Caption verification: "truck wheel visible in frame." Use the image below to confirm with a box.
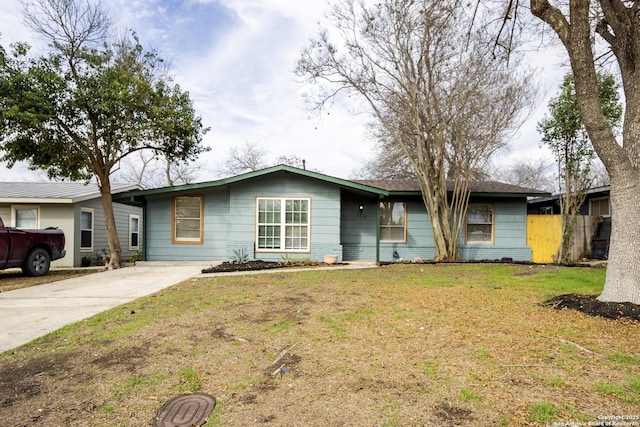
[22,248,51,277]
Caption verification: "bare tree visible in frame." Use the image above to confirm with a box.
[352,124,417,180]
[297,0,536,261]
[115,152,201,189]
[217,142,268,177]
[490,157,556,193]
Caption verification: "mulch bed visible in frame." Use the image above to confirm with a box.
[202,260,341,273]
[543,293,640,322]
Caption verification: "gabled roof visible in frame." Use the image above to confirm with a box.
[114,164,549,201]
[0,182,141,204]
[115,164,390,199]
[355,179,548,197]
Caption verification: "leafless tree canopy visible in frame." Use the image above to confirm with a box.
[22,0,111,52]
[297,0,537,260]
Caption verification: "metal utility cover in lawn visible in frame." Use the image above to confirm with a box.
[154,392,216,427]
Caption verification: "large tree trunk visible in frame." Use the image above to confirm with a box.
[97,177,122,270]
[531,0,640,304]
[598,177,640,303]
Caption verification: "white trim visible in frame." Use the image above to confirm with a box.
[255,197,311,252]
[10,205,40,229]
[80,208,94,252]
[129,214,141,251]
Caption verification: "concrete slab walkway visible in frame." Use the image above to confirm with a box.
[0,262,211,353]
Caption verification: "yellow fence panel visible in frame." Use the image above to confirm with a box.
[527,215,562,263]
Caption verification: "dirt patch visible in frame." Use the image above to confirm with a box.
[434,402,474,425]
[543,293,640,322]
[0,264,637,426]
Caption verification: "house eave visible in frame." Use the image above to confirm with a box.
[114,165,390,200]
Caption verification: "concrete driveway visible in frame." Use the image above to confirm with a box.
[0,261,211,353]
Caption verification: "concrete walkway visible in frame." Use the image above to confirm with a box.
[0,262,211,353]
[0,260,378,353]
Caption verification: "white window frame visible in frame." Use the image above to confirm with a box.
[465,203,494,244]
[589,197,610,217]
[11,206,40,229]
[379,201,407,243]
[80,208,94,252]
[255,197,311,252]
[129,214,140,250]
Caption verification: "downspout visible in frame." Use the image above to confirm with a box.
[376,197,381,264]
[142,197,148,261]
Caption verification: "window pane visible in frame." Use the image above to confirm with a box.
[257,198,309,251]
[176,219,201,239]
[175,197,202,241]
[466,204,493,243]
[81,230,92,248]
[16,209,37,228]
[467,224,492,242]
[131,233,138,248]
[380,202,406,242]
[131,217,139,233]
[81,211,92,230]
[467,205,492,224]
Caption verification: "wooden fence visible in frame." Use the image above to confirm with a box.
[526,215,602,263]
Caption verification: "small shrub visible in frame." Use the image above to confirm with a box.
[230,247,249,264]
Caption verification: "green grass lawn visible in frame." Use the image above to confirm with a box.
[1,263,638,427]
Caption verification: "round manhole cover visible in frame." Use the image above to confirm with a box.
[154,392,216,427]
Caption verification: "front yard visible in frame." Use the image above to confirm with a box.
[1,263,638,426]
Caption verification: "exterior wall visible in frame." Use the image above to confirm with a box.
[0,203,75,267]
[40,205,75,267]
[340,193,378,261]
[342,196,532,262]
[144,186,230,261]
[144,173,343,263]
[74,200,143,267]
[461,198,532,262]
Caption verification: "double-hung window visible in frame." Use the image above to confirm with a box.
[256,197,310,252]
[129,214,140,250]
[466,203,494,244]
[172,195,203,244]
[80,208,94,251]
[379,201,407,242]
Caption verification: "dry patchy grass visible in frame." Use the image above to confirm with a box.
[1,263,638,426]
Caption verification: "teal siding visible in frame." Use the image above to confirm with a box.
[144,174,343,262]
[461,199,531,261]
[141,170,532,263]
[340,193,378,261]
[341,196,532,262]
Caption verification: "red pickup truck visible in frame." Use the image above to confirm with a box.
[0,217,66,276]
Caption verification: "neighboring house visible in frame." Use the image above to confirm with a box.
[527,186,611,260]
[0,182,143,267]
[114,165,547,263]
[527,185,611,216]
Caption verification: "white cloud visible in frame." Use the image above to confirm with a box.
[0,0,566,182]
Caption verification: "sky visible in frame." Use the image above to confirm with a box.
[0,0,568,183]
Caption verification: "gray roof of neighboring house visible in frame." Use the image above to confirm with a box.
[0,182,140,204]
